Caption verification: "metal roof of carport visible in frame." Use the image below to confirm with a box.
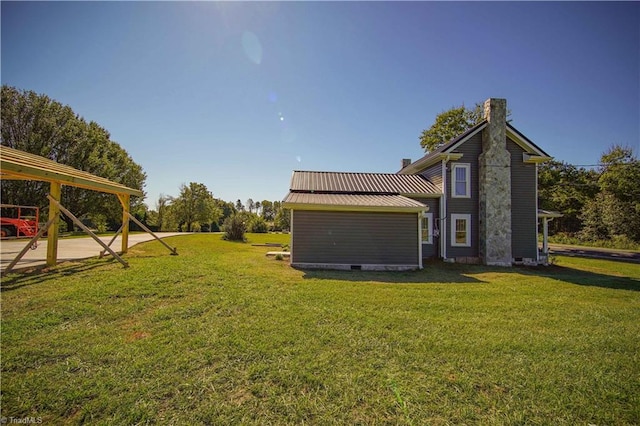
[0,145,143,197]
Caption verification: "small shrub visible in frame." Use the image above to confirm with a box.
[248,216,268,233]
[222,214,246,241]
[274,253,284,261]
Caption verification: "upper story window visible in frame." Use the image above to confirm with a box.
[451,164,470,198]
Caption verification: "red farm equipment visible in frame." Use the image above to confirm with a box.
[1,204,40,240]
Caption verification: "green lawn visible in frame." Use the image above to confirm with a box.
[2,234,639,425]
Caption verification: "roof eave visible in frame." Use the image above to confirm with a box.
[523,153,553,164]
[399,153,464,174]
[282,202,426,213]
[506,124,551,158]
[538,209,563,218]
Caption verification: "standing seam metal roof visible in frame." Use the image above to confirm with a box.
[290,171,439,194]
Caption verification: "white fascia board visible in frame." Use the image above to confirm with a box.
[400,153,465,175]
[523,153,553,164]
[507,127,549,157]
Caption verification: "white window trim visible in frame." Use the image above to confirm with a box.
[421,212,433,244]
[451,163,471,198]
[451,213,471,247]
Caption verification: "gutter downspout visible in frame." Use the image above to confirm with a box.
[441,157,448,261]
[535,163,536,265]
[418,212,423,269]
[289,210,294,264]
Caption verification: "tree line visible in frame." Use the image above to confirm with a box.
[141,183,290,234]
[538,147,640,244]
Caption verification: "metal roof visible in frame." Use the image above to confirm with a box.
[283,192,427,211]
[290,171,439,195]
[0,145,143,197]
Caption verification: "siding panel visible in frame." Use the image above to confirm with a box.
[446,132,481,258]
[508,139,538,259]
[292,210,418,265]
[420,164,443,192]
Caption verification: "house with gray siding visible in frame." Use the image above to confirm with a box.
[283,98,552,270]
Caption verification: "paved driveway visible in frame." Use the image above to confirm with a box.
[548,243,640,263]
[1,232,186,272]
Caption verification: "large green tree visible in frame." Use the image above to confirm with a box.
[538,160,599,234]
[171,182,220,232]
[419,105,481,153]
[260,200,275,221]
[1,85,146,231]
[580,145,640,242]
[419,102,511,153]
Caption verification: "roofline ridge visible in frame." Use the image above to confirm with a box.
[292,170,430,177]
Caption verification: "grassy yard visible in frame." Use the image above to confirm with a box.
[1,234,639,425]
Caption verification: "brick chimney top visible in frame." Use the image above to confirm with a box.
[401,158,411,169]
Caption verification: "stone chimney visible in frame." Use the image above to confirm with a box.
[401,158,412,169]
[478,98,512,266]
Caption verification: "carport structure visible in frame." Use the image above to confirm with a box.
[0,145,163,270]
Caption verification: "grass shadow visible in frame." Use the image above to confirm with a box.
[298,259,640,290]
[298,261,497,284]
[0,259,116,292]
[530,264,640,291]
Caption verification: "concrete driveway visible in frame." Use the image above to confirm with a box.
[1,232,186,273]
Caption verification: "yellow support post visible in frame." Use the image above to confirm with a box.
[46,182,61,267]
[118,193,130,254]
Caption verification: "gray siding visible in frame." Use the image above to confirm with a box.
[412,197,440,258]
[508,138,538,260]
[446,132,481,258]
[291,210,418,265]
[420,164,443,191]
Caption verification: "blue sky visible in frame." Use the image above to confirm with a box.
[2,1,638,208]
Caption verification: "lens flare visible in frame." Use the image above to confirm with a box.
[241,31,262,64]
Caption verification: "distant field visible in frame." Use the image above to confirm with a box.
[2,234,639,424]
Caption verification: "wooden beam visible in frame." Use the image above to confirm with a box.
[5,216,56,273]
[118,194,130,253]
[99,223,125,258]
[46,182,61,267]
[125,211,178,256]
[48,195,129,268]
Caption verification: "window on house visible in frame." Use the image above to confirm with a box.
[451,164,470,198]
[421,212,433,244]
[451,214,471,247]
